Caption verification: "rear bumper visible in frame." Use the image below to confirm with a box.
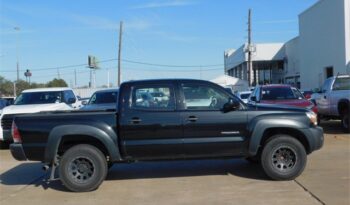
[1,129,13,142]
[301,126,324,153]
[10,144,27,161]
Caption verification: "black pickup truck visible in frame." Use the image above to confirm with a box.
[10,79,324,192]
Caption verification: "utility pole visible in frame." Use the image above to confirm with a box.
[107,69,110,88]
[57,68,60,79]
[247,9,253,87]
[117,21,123,87]
[74,69,77,88]
[14,27,20,81]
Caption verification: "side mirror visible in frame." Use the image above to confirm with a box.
[82,100,88,105]
[67,98,76,104]
[223,98,240,112]
[250,96,257,102]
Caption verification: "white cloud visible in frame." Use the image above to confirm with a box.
[132,0,196,9]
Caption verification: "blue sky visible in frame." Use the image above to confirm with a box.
[0,0,317,87]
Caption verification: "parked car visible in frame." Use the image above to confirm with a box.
[80,89,118,111]
[249,84,318,114]
[0,99,8,110]
[9,79,323,192]
[150,91,169,102]
[0,87,78,147]
[301,91,314,100]
[75,96,90,109]
[235,91,252,104]
[314,75,350,132]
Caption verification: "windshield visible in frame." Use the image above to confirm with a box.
[88,91,118,104]
[261,87,304,100]
[14,91,63,105]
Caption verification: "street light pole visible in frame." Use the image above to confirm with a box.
[14,27,20,81]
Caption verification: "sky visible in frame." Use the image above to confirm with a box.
[0,0,317,87]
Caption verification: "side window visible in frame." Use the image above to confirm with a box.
[181,84,230,110]
[131,85,175,110]
[256,87,261,101]
[249,88,256,101]
[64,90,75,101]
[333,77,350,91]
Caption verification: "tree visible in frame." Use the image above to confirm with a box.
[0,76,15,96]
[15,80,31,94]
[46,78,68,87]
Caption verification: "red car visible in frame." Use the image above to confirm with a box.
[249,84,318,113]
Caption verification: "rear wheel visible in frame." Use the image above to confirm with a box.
[341,111,350,133]
[261,135,307,180]
[0,141,9,149]
[59,144,107,192]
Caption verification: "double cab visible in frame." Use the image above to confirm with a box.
[10,79,324,192]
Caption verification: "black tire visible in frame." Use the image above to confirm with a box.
[261,135,307,180]
[59,144,107,192]
[0,141,9,149]
[341,112,350,133]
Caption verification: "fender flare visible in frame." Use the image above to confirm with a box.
[248,117,309,156]
[44,124,122,163]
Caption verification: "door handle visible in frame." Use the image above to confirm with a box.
[130,117,142,124]
[187,116,198,122]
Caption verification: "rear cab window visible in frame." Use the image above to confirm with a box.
[130,85,175,111]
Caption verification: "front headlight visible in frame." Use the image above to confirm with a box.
[306,111,317,126]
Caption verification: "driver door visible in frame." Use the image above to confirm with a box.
[179,82,248,157]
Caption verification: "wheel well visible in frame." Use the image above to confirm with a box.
[260,128,310,154]
[338,100,349,116]
[58,135,110,160]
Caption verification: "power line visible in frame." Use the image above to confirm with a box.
[1,58,226,73]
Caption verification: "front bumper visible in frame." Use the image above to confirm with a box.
[301,126,324,153]
[10,143,27,161]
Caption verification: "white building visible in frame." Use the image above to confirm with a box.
[224,0,350,90]
[298,0,350,90]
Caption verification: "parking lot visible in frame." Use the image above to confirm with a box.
[0,121,349,205]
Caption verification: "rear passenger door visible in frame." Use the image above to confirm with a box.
[119,83,183,160]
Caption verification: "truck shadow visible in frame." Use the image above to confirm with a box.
[106,159,268,181]
[0,162,47,186]
[0,159,268,192]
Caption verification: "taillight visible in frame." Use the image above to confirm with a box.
[11,122,22,143]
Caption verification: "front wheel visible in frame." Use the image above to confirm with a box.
[261,135,307,180]
[59,144,108,192]
[341,112,350,133]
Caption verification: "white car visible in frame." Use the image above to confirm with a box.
[0,87,78,146]
[235,91,252,104]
